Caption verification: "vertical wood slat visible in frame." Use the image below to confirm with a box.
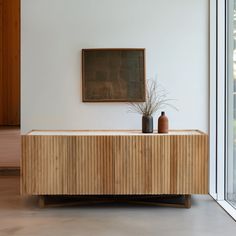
[0,0,20,125]
[21,131,209,195]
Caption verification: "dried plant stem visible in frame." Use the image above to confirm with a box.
[128,80,177,116]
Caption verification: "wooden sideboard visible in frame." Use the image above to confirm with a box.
[21,130,208,201]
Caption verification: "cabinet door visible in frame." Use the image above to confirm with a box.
[21,135,116,195]
[114,136,171,194]
[169,135,208,194]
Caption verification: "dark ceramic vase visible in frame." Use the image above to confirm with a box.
[142,115,153,133]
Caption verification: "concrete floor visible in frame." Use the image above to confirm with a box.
[0,177,235,236]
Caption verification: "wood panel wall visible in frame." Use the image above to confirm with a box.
[0,0,20,125]
[21,133,209,195]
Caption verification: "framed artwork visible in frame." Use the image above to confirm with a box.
[82,48,146,102]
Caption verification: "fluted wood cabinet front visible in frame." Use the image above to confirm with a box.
[21,130,208,195]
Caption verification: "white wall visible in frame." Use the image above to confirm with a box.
[21,0,209,134]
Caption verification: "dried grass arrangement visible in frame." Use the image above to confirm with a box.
[128,79,177,117]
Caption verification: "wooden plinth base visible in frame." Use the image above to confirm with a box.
[38,195,191,209]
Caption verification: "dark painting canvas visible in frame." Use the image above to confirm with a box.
[82,49,146,102]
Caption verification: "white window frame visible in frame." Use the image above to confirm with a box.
[209,0,217,200]
[210,0,236,220]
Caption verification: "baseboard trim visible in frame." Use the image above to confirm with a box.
[0,167,20,176]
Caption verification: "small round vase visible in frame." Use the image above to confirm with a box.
[142,116,153,133]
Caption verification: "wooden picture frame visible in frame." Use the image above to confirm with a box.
[82,48,146,102]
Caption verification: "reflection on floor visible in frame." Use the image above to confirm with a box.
[0,126,20,167]
[0,177,236,236]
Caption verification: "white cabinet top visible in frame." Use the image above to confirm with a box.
[27,130,205,136]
